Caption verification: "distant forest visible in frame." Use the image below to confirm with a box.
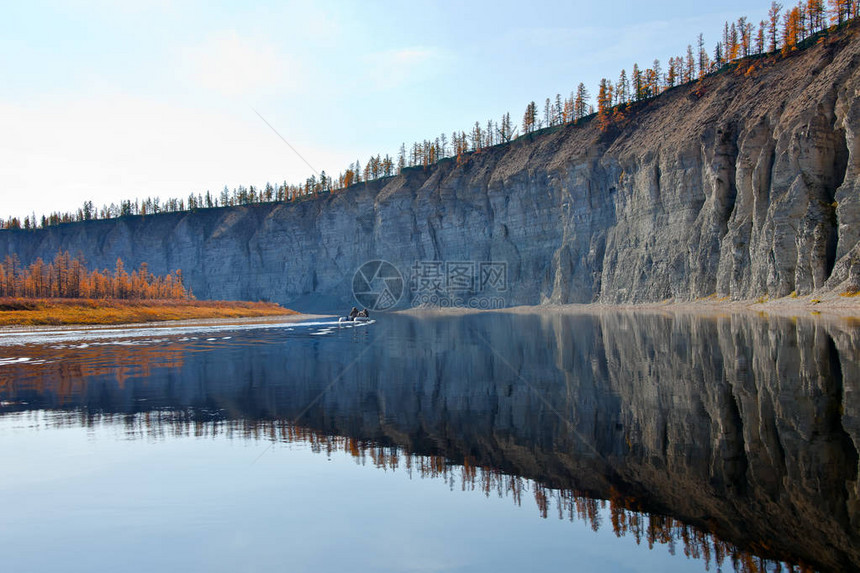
[3,0,858,231]
[0,251,190,300]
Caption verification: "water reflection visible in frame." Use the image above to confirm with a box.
[1,311,859,572]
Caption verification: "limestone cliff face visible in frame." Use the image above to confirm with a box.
[2,31,860,309]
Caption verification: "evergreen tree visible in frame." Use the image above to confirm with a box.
[397,143,406,172]
[574,83,589,120]
[550,94,560,126]
[652,59,662,94]
[769,2,783,51]
[666,59,677,88]
[616,69,630,104]
[596,78,613,127]
[499,112,516,142]
[756,20,767,53]
[523,101,537,134]
[686,45,696,81]
[829,0,850,24]
[783,5,802,53]
[738,17,750,57]
[697,34,708,78]
[632,64,643,100]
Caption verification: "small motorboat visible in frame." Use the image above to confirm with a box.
[339,315,373,324]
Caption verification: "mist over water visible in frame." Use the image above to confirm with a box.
[1,311,858,572]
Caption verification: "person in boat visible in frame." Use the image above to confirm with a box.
[358,308,369,318]
[348,307,359,321]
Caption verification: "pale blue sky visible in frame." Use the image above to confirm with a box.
[1,1,768,220]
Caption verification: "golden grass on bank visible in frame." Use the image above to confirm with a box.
[0,298,297,326]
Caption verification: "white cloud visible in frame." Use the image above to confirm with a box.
[180,31,300,98]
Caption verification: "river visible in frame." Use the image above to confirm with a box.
[0,311,858,572]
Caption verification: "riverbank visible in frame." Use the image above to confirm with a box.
[593,292,860,319]
[402,292,860,320]
[0,298,298,326]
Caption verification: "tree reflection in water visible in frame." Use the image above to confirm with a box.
[1,310,858,572]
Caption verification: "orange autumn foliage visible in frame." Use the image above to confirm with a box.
[0,251,190,300]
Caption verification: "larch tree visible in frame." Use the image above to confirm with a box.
[652,59,662,93]
[783,6,802,53]
[757,21,767,53]
[769,2,783,51]
[729,23,741,59]
[686,45,696,82]
[829,0,849,24]
[554,94,564,126]
[523,101,538,134]
[807,0,825,31]
[632,64,643,100]
[738,17,750,56]
[469,123,480,152]
[563,95,574,124]
[499,112,516,142]
[697,34,708,78]
[666,59,678,88]
[398,143,407,172]
[616,69,630,104]
[596,78,613,128]
[574,83,589,121]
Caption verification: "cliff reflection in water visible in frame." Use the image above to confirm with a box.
[1,311,859,571]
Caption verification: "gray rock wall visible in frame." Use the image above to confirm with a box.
[3,31,860,311]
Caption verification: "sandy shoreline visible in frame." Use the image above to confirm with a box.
[0,313,333,336]
[2,293,859,334]
[402,293,860,320]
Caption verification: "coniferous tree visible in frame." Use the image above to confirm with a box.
[666,59,677,88]
[554,94,564,126]
[652,59,662,93]
[596,78,613,129]
[616,69,630,104]
[574,83,589,120]
[697,34,708,78]
[729,23,741,59]
[738,17,750,56]
[632,64,643,101]
[397,143,407,172]
[499,112,516,142]
[829,0,849,24]
[563,95,574,123]
[472,121,483,151]
[686,45,696,81]
[523,101,537,134]
[806,0,822,30]
[783,5,802,53]
[756,21,767,53]
[769,2,783,51]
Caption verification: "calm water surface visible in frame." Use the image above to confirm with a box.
[1,312,858,572]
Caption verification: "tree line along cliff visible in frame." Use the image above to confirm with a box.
[1,26,859,310]
[3,3,857,231]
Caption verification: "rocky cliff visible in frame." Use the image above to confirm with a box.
[3,29,860,310]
